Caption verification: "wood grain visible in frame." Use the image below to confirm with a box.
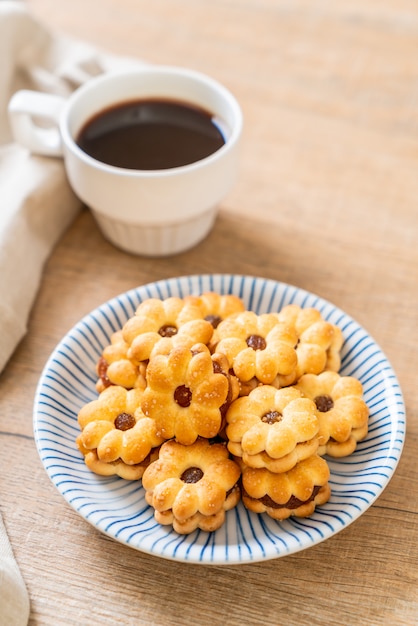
[1,1,417,624]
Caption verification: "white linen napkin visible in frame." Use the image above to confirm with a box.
[0,3,145,623]
[0,516,29,626]
[0,1,145,375]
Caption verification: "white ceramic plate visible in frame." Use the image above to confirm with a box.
[33,274,405,564]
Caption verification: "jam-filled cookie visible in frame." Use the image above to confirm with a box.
[190,343,240,435]
[121,297,214,365]
[185,291,246,348]
[274,305,344,386]
[324,324,344,372]
[185,291,245,330]
[241,454,331,520]
[226,385,319,473]
[96,330,147,393]
[141,343,230,445]
[215,311,298,386]
[295,371,369,457]
[76,385,164,479]
[142,438,241,534]
[78,447,161,480]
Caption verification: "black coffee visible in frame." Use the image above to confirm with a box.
[76,98,226,170]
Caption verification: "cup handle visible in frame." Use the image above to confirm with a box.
[8,90,66,157]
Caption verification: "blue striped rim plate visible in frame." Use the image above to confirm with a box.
[33,274,406,564]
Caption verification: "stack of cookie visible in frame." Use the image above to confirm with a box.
[76,293,369,534]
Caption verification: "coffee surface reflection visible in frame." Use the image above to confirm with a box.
[76,98,226,170]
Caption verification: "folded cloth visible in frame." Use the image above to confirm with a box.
[0,3,145,623]
[0,0,145,375]
[0,517,30,626]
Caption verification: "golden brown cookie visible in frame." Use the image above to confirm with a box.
[325,324,344,372]
[191,343,240,436]
[185,291,246,349]
[78,448,160,480]
[121,297,214,365]
[275,305,343,386]
[76,385,164,478]
[141,343,230,445]
[96,330,147,393]
[215,311,298,385]
[226,385,319,472]
[295,371,369,457]
[142,438,241,534]
[241,454,331,520]
[185,291,245,330]
[77,293,368,530]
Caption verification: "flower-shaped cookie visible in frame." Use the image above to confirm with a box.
[76,385,164,479]
[185,291,246,349]
[326,324,344,372]
[79,448,161,481]
[96,330,147,392]
[226,385,319,472]
[295,371,369,457]
[142,438,241,534]
[275,305,344,386]
[215,311,298,385]
[190,343,240,434]
[141,343,230,444]
[241,454,331,520]
[122,297,214,365]
[185,291,245,330]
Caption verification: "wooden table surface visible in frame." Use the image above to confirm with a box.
[2,1,417,624]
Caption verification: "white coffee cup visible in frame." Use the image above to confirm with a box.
[8,66,242,256]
